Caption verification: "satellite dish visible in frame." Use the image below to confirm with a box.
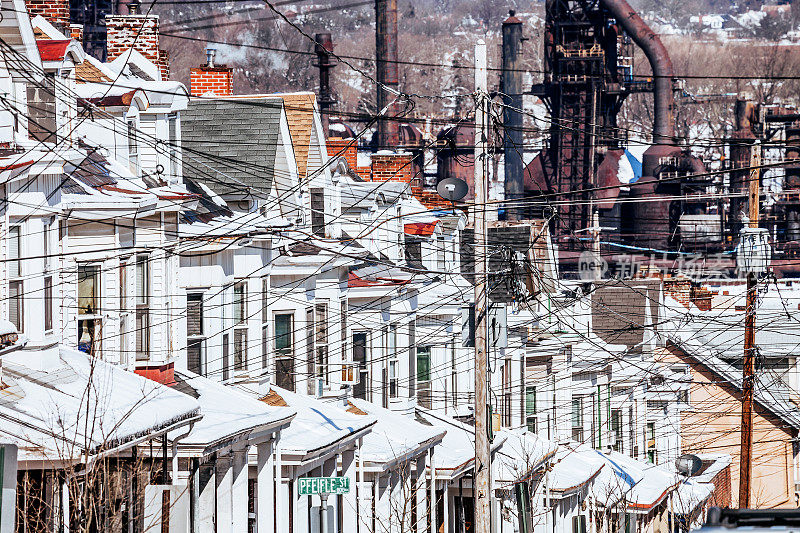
[675,454,703,477]
[437,177,469,202]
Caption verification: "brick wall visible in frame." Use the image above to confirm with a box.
[106,15,167,79]
[327,137,357,172]
[664,278,692,308]
[189,66,233,96]
[69,24,83,42]
[706,462,732,508]
[370,152,413,183]
[25,0,69,28]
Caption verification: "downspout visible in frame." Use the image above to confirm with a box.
[600,0,675,145]
[171,420,197,483]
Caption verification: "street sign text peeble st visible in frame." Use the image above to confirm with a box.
[297,477,350,495]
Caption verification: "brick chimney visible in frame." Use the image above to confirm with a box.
[189,47,233,96]
[370,151,413,183]
[327,138,357,174]
[106,0,169,80]
[25,0,70,29]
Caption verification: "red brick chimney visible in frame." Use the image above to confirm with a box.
[370,151,413,183]
[25,0,70,29]
[106,1,169,80]
[370,151,451,209]
[189,47,233,96]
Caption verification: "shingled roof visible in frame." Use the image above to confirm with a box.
[280,93,315,180]
[180,98,283,197]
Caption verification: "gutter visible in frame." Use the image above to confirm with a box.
[200,412,296,457]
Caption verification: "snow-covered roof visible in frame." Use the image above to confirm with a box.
[602,451,679,512]
[493,427,557,484]
[415,408,506,480]
[167,370,295,455]
[241,385,376,463]
[339,177,407,210]
[548,443,607,494]
[0,346,200,462]
[347,398,445,470]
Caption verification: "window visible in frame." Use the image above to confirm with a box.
[451,339,458,408]
[611,409,622,452]
[261,325,268,370]
[7,225,22,333]
[437,238,446,271]
[44,276,53,332]
[78,264,102,356]
[261,277,268,323]
[127,119,139,175]
[232,281,247,371]
[352,332,368,400]
[525,386,537,433]
[275,314,293,355]
[8,225,21,278]
[573,515,587,533]
[417,346,431,383]
[78,264,100,316]
[262,278,269,371]
[315,303,328,384]
[408,321,416,396]
[135,255,150,360]
[404,239,422,267]
[310,188,325,237]
[222,333,230,381]
[8,280,22,332]
[27,76,56,142]
[275,313,294,391]
[43,218,51,272]
[646,422,656,464]
[187,293,205,375]
[167,113,179,179]
[306,307,315,394]
[677,389,689,404]
[388,324,398,398]
[234,329,247,371]
[389,359,398,399]
[233,281,246,324]
[417,345,431,408]
[571,397,584,442]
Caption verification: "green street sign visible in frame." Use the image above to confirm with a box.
[298,476,350,495]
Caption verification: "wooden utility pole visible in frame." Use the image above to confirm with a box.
[739,141,761,508]
[473,39,491,533]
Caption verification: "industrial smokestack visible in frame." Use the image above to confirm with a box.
[315,33,336,136]
[376,0,400,149]
[502,10,524,221]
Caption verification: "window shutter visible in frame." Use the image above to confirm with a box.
[8,282,20,330]
[8,227,19,278]
[187,294,203,336]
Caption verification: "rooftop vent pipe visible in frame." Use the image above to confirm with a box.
[205,47,216,68]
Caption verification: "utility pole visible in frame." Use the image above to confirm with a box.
[739,140,761,508]
[473,39,491,533]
